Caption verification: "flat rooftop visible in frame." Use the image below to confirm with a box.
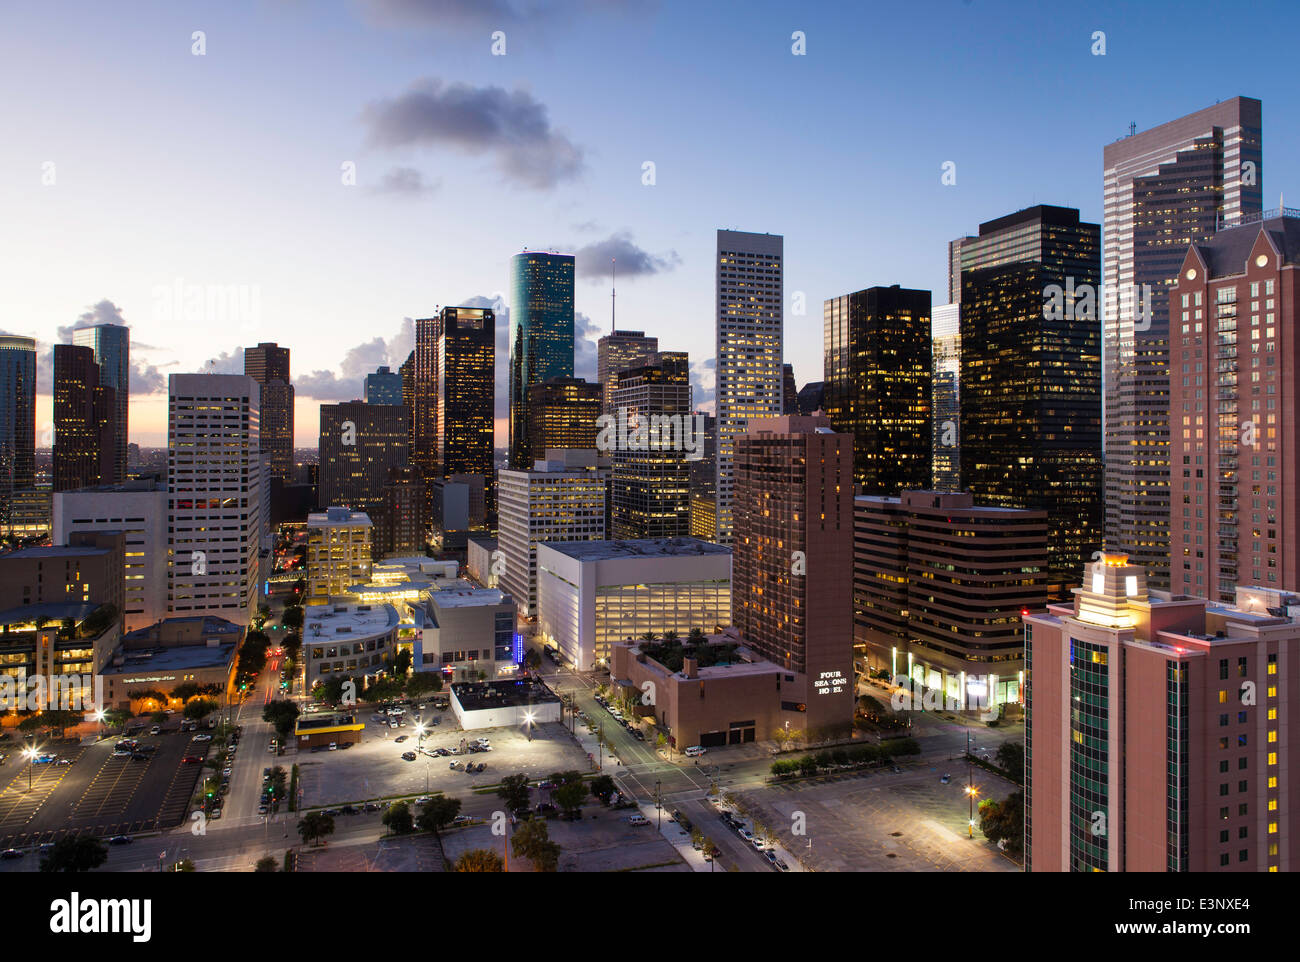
[428,579,509,608]
[452,679,559,712]
[539,536,730,562]
[304,602,399,640]
[0,544,111,559]
[102,642,236,676]
[0,602,99,629]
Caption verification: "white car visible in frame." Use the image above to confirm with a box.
[193,734,213,742]
[627,814,650,826]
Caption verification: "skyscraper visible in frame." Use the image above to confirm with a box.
[412,315,439,489]
[823,285,932,495]
[931,303,961,491]
[1170,211,1299,601]
[244,342,295,482]
[597,330,658,416]
[527,376,601,465]
[318,401,409,514]
[365,365,403,405]
[167,373,264,625]
[53,343,116,491]
[610,352,693,539]
[1103,97,1263,589]
[732,415,855,739]
[1024,553,1300,872]
[509,251,575,469]
[782,363,798,414]
[960,205,1103,601]
[436,306,496,509]
[71,323,128,481]
[715,229,783,543]
[0,336,37,513]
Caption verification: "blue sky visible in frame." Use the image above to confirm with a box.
[3,0,1298,444]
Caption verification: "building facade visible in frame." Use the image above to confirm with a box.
[1170,211,1298,601]
[610,353,693,539]
[1103,97,1264,590]
[53,343,117,491]
[823,285,932,495]
[0,335,37,516]
[526,376,601,465]
[365,365,403,405]
[715,229,783,543]
[1025,553,1299,872]
[71,323,129,482]
[306,507,373,604]
[244,342,295,482]
[536,537,732,671]
[509,252,575,469]
[597,330,658,415]
[931,303,961,491]
[960,205,1103,602]
[166,374,264,626]
[854,490,1047,708]
[317,401,409,513]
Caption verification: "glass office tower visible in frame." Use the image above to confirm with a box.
[71,323,129,481]
[509,251,575,469]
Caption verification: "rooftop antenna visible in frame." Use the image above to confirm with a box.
[1129,121,1137,137]
[611,257,617,335]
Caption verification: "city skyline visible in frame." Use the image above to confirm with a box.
[6,2,1300,447]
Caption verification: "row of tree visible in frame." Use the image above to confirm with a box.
[769,738,921,778]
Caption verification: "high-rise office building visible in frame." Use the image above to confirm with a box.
[167,373,264,625]
[795,381,825,416]
[597,330,658,416]
[732,415,855,739]
[399,349,415,457]
[1024,553,1299,872]
[509,251,575,468]
[413,315,439,490]
[1103,98,1264,590]
[960,205,1103,601]
[366,365,403,405]
[823,285,932,495]
[437,306,496,509]
[931,303,961,491]
[53,344,117,491]
[526,376,601,466]
[610,352,692,539]
[318,401,409,514]
[0,335,37,515]
[854,490,1047,707]
[1170,211,1298,601]
[372,465,427,560]
[71,323,128,481]
[715,229,783,543]
[498,450,609,619]
[244,342,295,482]
[688,412,718,540]
[948,236,974,304]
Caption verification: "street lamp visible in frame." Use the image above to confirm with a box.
[966,783,980,838]
[655,779,662,828]
[21,745,38,790]
[524,710,535,743]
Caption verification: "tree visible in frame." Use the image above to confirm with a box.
[497,773,531,815]
[255,855,278,872]
[267,765,288,808]
[588,774,616,803]
[406,671,443,696]
[102,707,131,730]
[262,701,300,743]
[173,859,196,872]
[511,817,560,871]
[297,811,335,847]
[552,771,586,816]
[417,795,462,836]
[383,800,415,835]
[455,849,504,872]
[184,697,219,721]
[282,606,304,630]
[978,791,1025,856]
[360,678,403,703]
[40,836,108,872]
[995,741,1025,784]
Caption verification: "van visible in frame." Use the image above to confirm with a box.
[684,746,706,758]
[627,814,650,826]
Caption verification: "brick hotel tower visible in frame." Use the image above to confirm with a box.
[732,415,855,739]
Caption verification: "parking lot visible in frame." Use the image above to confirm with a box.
[295,716,592,809]
[0,729,212,849]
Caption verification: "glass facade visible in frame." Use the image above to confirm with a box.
[510,252,575,469]
[593,580,731,665]
[0,336,37,514]
[72,324,129,481]
[1068,638,1110,871]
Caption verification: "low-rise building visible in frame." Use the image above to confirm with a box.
[0,601,122,713]
[407,580,517,682]
[100,615,240,710]
[294,709,364,749]
[450,678,561,731]
[536,537,731,671]
[302,601,400,691]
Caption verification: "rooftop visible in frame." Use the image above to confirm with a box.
[428,579,509,608]
[452,678,560,712]
[0,544,111,559]
[0,602,99,629]
[304,602,399,640]
[102,641,237,675]
[539,536,730,561]
[308,507,372,527]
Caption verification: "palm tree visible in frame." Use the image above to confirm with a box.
[454,849,505,872]
[662,630,679,643]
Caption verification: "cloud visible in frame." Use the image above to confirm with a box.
[574,231,680,281]
[574,311,600,382]
[458,294,511,425]
[77,299,127,327]
[361,78,585,190]
[356,0,639,31]
[290,317,418,402]
[690,357,715,414]
[27,299,171,397]
[371,166,440,196]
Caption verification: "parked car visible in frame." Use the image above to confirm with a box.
[684,745,706,758]
[401,751,417,761]
[328,742,338,751]
[627,813,650,826]
[108,835,132,845]
[193,734,212,742]
[776,859,790,871]
[363,802,381,812]
[940,773,951,784]
[182,755,203,764]
[764,850,778,864]
[0,849,24,860]
[149,725,162,736]
[394,735,408,743]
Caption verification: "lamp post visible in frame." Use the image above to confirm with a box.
[21,746,37,791]
[524,710,535,743]
[655,779,662,828]
[967,783,979,838]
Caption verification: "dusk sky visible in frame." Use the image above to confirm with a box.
[4,0,1299,446]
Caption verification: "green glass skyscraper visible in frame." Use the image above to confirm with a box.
[509,251,575,469]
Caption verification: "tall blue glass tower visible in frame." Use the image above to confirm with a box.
[72,323,129,480]
[0,335,37,511]
[509,251,575,468]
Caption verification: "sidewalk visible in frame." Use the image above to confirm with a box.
[636,801,713,873]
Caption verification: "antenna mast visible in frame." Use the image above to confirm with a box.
[611,257,617,334]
